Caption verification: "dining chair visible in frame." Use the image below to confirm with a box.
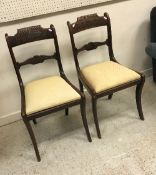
[67,13,145,139]
[5,24,92,161]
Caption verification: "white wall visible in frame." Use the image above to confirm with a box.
[0,0,155,125]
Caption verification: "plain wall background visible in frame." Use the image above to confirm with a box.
[0,0,155,125]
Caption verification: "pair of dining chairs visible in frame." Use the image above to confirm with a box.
[5,13,145,161]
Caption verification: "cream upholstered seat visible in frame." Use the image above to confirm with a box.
[81,61,141,93]
[25,76,80,115]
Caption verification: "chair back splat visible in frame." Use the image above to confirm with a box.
[67,13,116,71]
[5,25,65,80]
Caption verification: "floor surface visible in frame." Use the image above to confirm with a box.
[0,77,156,175]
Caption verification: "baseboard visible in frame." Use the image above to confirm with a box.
[0,111,21,127]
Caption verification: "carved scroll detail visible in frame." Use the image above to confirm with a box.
[72,13,107,34]
[8,25,53,47]
[17,53,56,68]
[77,40,108,54]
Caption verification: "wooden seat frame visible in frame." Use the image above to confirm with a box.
[5,25,92,162]
[67,13,145,139]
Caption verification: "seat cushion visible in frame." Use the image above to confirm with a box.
[25,76,80,115]
[81,61,141,93]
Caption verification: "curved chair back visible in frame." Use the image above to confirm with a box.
[67,13,116,72]
[5,25,65,85]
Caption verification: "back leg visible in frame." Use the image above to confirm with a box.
[33,119,37,125]
[65,108,69,116]
[108,94,113,100]
[136,75,145,120]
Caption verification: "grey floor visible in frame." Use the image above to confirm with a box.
[0,77,156,175]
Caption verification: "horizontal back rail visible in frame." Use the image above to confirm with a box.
[17,53,56,69]
[76,40,108,54]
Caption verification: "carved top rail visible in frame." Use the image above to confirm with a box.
[6,25,53,47]
[17,54,56,69]
[71,13,108,34]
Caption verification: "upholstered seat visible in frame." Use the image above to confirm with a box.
[81,61,141,93]
[25,76,80,115]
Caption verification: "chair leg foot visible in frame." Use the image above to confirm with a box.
[65,108,69,116]
[136,75,145,120]
[33,119,37,125]
[92,98,101,138]
[24,120,41,162]
[79,79,84,92]
[108,94,113,100]
[80,98,92,142]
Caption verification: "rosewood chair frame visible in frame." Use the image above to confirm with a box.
[67,13,145,139]
[5,25,92,162]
